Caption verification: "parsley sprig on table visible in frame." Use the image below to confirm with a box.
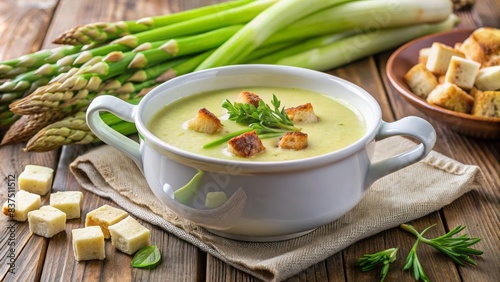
[203,94,301,148]
[357,224,483,282]
[401,223,484,266]
[357,247,398,281]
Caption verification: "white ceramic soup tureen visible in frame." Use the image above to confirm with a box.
[86,65,436,242]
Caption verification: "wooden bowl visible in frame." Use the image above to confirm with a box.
[386,29,500,139]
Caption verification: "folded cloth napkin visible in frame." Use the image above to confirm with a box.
[69,136,483,282]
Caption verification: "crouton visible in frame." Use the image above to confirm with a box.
[235,91,262,107]
[438,75,446,84]
[426,83,474,113]
[187,108,222,134]
[469,87,482,97]
[474,65,500,91]
[458,27,500,68]
[227,131,265,158]
[278,132,308,150]
[426,42,465,75]
[444,56,481,90]
[472,90,500,118]
[418,47,431,65]
[404,63,438,98]
[285,103,319,123]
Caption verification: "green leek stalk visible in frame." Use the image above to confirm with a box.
[248,32,354,64]
[196,0,355,70]
[264,0,453,45]
[267,14,459,71]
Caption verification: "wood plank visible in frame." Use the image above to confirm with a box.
[1,0,498,281]
[206,254,260,282]
[335,53,462,282]
[38,144,203,281]
[375,4,500,281]
[35,1,218,281]
[0,0,57,60]
[0,143,59,280]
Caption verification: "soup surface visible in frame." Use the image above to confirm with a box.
[148,87,366,162]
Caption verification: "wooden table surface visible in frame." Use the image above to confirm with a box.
[0,0,499,281]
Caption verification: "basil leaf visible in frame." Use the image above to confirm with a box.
[131,245,161,269]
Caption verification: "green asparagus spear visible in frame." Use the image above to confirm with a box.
[111,0,275,48]
[1,110,71,145]
[0,45,83,77]
[0,112,20,130]
[52,0,255,45]
[9,25,241,114]
[24,99,140,151]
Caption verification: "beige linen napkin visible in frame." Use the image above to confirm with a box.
[69,136,483,282]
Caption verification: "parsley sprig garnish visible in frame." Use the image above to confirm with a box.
[203,94,301,148]
[223,94,298,131]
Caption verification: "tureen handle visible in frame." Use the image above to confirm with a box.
[364,116,436,188]
[86,95,143,173]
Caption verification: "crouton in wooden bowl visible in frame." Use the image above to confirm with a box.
[387,28,500,139]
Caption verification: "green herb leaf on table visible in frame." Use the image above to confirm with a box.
[357,247,398,282]
[131,245,162,269]
[403,238,430,282]
[400,224,484,267]
[358,224,483,282]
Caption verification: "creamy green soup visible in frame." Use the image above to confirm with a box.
[148,87,366,161]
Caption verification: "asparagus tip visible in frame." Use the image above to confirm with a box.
[160,40,179,56]
[136,17,153,26]
[112,35,139,48]
[128,53,148,69]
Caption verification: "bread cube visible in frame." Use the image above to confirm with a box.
[108,216,150,255]
[426,83,474,113]
[469,87,482,97]
[28,206,66,238]
[18,165,54,195]
[2,190,41,221]
[444,56,481,90]
[404,63,438,98]
[418,47,431,65]
[227,131,266,158]
[285,103,319,123]
[426,42,465,75]
[278,132,308,150]
[50,191,84,220]
[474,65,500,91]
[187,108,222,134]
[458,27,500,67]
[472,90,500,118]
[437,75,446,84]
[235,91,262,107]
[86,204,128,239]
[72,226,106,261]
